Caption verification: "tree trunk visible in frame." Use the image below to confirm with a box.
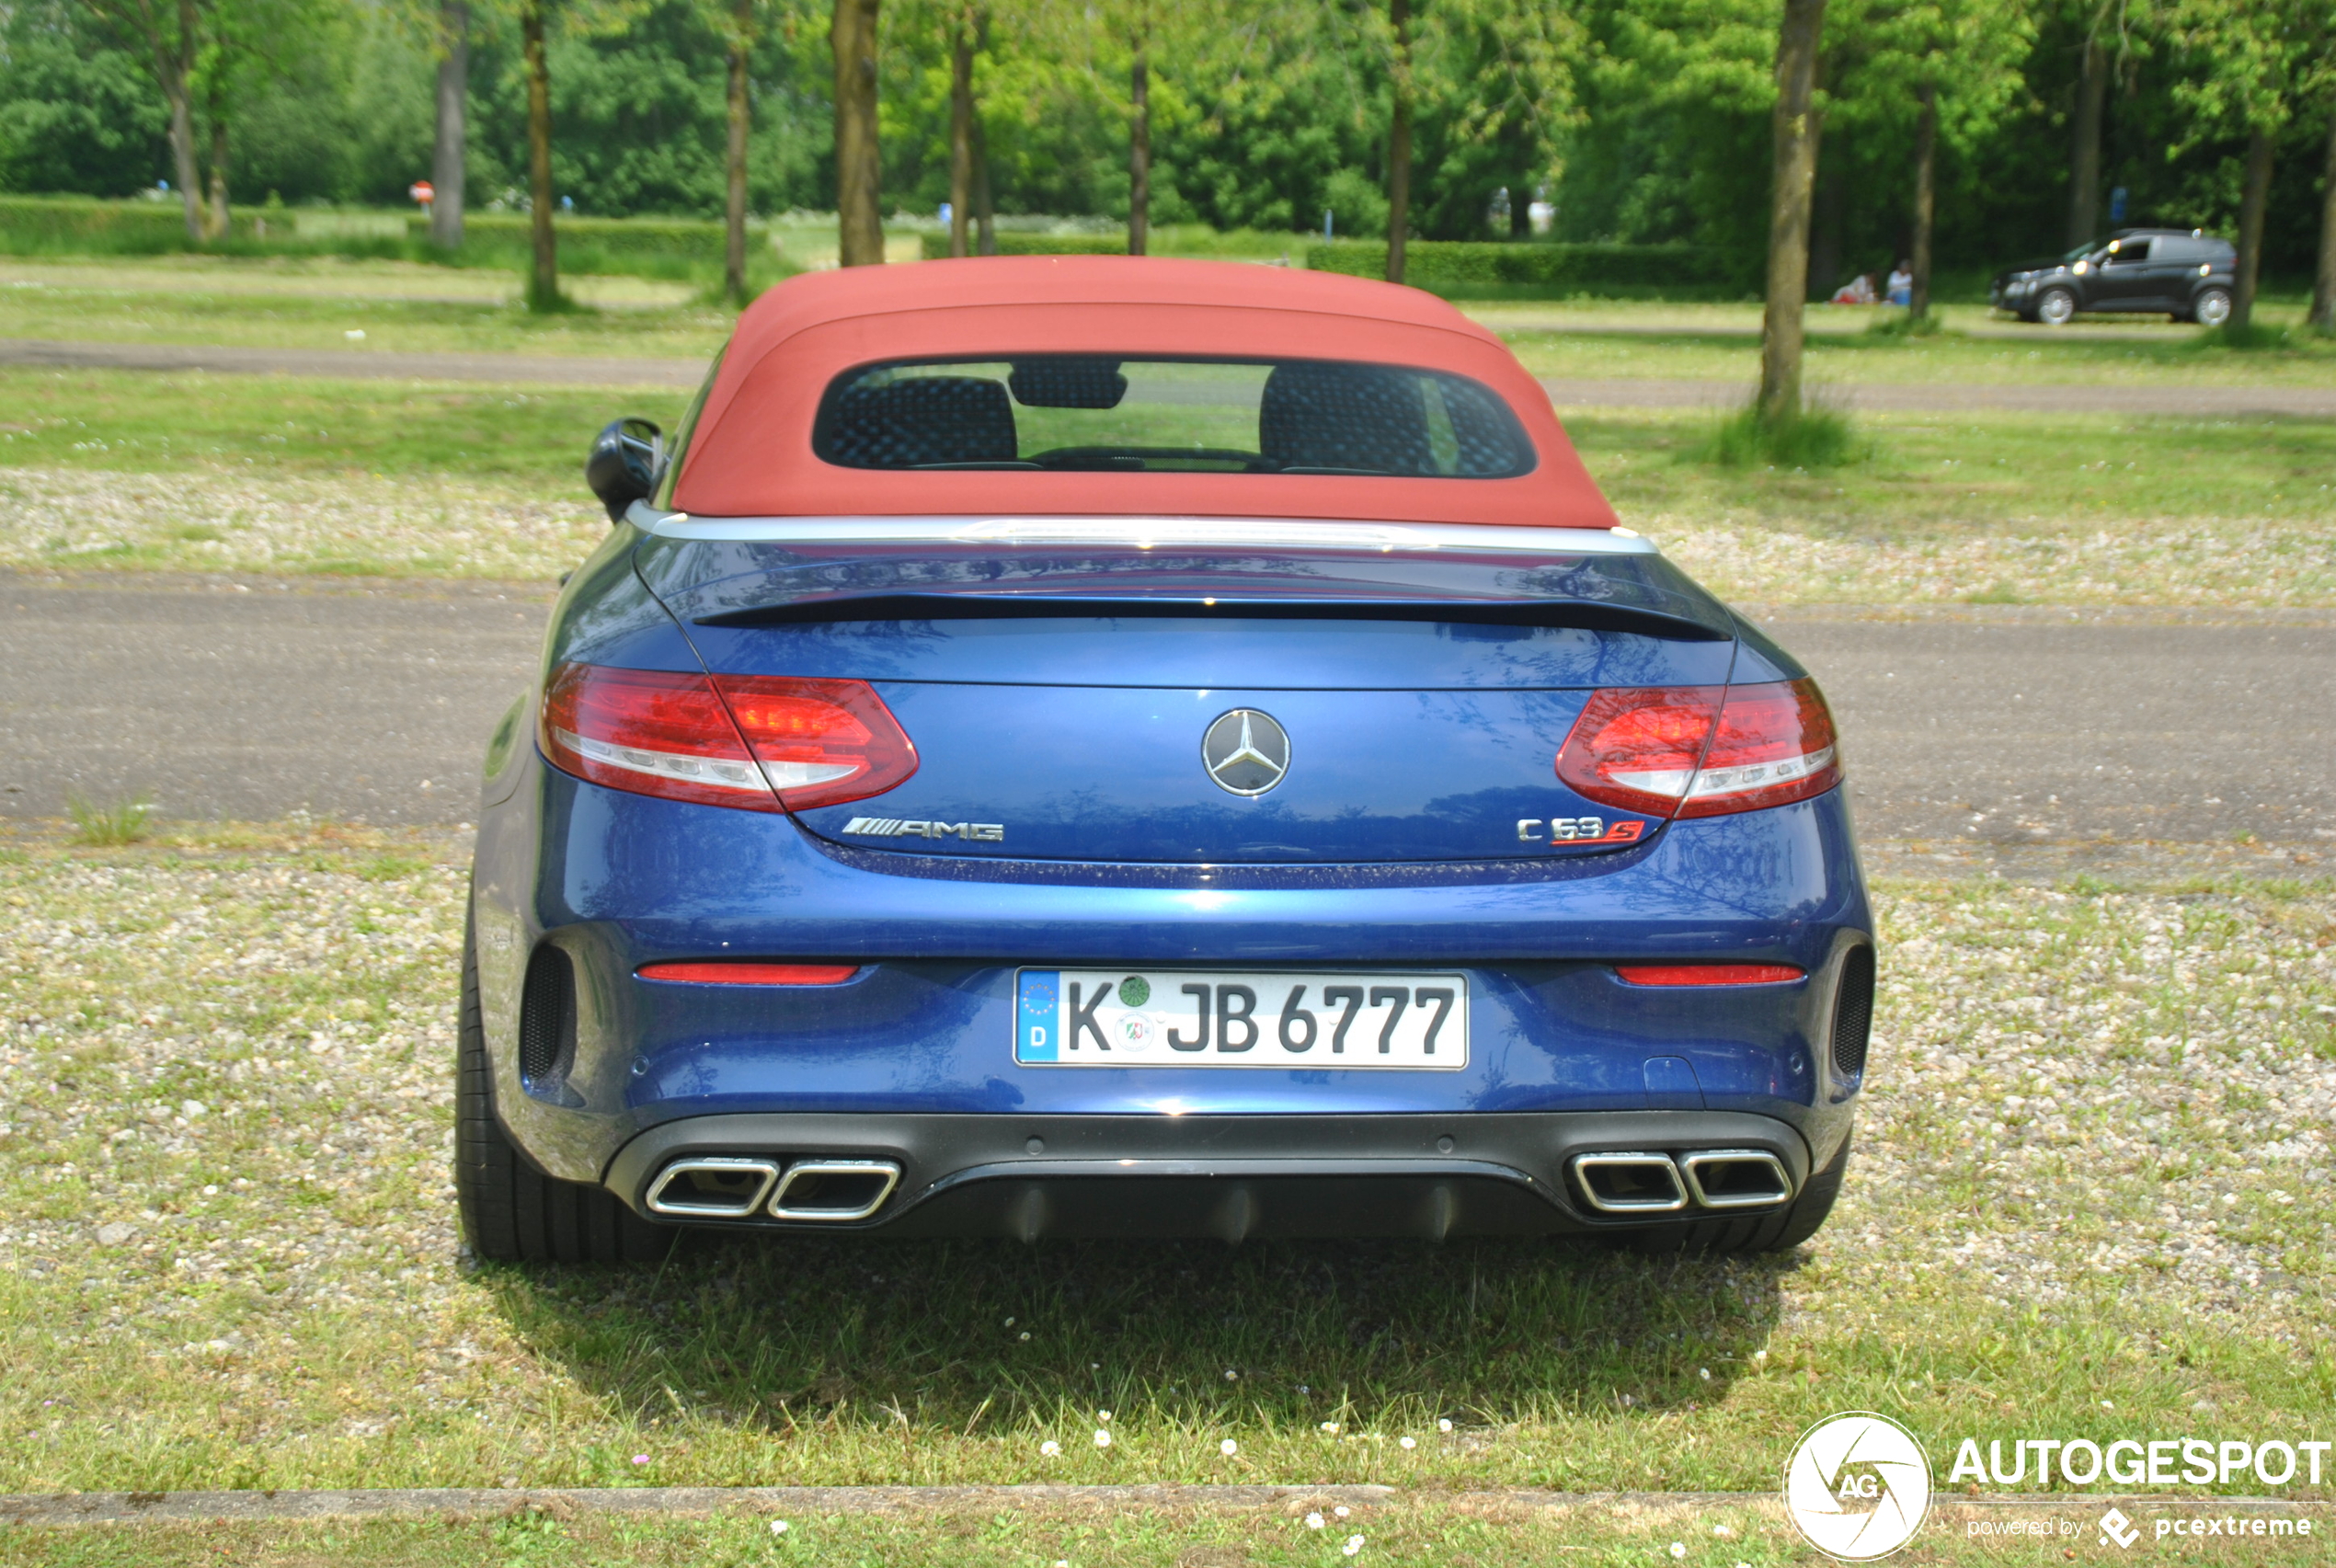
[1910,82,1936,319]
[948,18,974,258]
[162,0,203,240]
[1509,178,1529,239]
[2066,35,2108,248]
[521,0,558,309]
[1758,0,1826,422]
[1384,0,1413,284]
[2310,103,2336,335]
[972,112,996,255]
[430,0,469,249]
[831,0,883,268]
[2231,122,2273,333]
[1128,31,1150,256]
[723,0,752,303]
[204,112,230,239]
[163,84,203,241]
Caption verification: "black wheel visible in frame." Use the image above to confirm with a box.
[1624,1132,1852,1256]
[2036,287,2077,326]
[455,915,672,1264]
[2193,287,2232,328]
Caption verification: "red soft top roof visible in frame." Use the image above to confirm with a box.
[670,256,1616,530]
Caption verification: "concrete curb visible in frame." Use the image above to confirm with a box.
[3,1486,2327,1528]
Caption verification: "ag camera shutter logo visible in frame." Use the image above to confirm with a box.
[1783,1412,1933,1561]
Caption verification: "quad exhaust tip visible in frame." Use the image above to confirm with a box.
[647,1156,903,1221]
[1572,1152,1689,1214]
[1679,1149,1794,1209]
[1570,1150,1795,1215]
[645,1156,782,1218]
[769,1159,901,1221]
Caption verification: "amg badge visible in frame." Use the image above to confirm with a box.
[840,818,1005,841]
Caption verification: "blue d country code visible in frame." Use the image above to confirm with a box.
[1015,969,1468,1070]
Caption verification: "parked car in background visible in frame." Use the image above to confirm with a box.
[1990,229,2236,326]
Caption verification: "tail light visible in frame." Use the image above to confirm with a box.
[1557,678,1839,819]
[541,663,917,812]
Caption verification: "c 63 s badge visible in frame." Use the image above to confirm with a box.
[840,818,1005,841]
[1516,815,1646,846]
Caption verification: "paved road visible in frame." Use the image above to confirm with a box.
[4,578,2330,845]
[9,337,2335,417]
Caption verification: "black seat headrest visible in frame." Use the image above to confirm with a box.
[827,376,1018,467]
[1258,362,1434,475]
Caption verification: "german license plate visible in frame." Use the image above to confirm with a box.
[1014,969,1467,1069]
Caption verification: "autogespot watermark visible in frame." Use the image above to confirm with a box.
[1783,1414,2325,1561]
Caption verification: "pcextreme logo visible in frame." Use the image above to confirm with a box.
[1783,1412,1935,1562]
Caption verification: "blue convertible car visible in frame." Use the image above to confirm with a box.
[458,258,1872,1262]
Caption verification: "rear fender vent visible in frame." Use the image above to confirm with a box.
[1831,945,1875,1081]
[519,944,578,1085]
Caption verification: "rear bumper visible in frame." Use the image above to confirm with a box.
[601,1108,1822,1240]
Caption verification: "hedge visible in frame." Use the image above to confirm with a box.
[1304,240,1728,295]
[918,231,1129,260]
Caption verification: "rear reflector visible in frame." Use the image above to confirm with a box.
[541,663,916,813]
[1557,677,1840,819]
[637,962,862,985]
[1616,964,1804,987]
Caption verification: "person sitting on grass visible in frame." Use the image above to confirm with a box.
[1831,273,1877,305]
[1886,260,1914,307]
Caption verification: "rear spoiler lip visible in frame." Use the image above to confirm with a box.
[693,592,1730,641]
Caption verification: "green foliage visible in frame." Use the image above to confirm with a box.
[1306,238,1723,296]
[1701,400,1862,469]
[916,231,1128,258]
[65,794,155,847]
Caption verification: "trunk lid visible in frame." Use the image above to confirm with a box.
[636,532,1739,864]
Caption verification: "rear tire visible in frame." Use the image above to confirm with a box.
[455,914,673,1265]
[1624,1132,1851,1256]
[2193,287,2232,328]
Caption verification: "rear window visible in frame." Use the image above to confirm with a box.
[811,356,1537,478]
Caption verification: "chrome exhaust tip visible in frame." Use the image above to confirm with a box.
[770,1158,901,1221]
[644,1156,782,1218]
[1570,1151,1689,1214]
[1679,1150,1795,1209]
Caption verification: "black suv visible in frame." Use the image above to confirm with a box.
[1991,229,2236,326]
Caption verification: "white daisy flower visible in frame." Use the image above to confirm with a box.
[1093,1428,1112,1448]
[1305,1512,1324,1530]
[1040,1439,1061,1457]
[1220,1438,1238,1456]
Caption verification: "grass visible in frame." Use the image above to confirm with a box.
[1,1504,2330,1567]
[62,795,152,847]
[1479,303,2336,389]
[1,258,735,360]
[0,369,685,486]
[1702,402,1863,469]
[2,367,2333,601]
[1,824,2331,1513]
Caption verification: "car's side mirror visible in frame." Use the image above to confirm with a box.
[586,418,665,522]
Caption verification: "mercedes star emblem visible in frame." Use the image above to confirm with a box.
[1202,709,1290,796]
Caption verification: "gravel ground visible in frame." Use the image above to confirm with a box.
[1653,512,2336,610]
[0,468,605,581]
[3,465,2333,608]
[1,830,2330,1494]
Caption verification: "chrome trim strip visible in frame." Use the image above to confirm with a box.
[629,505,1655,556]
